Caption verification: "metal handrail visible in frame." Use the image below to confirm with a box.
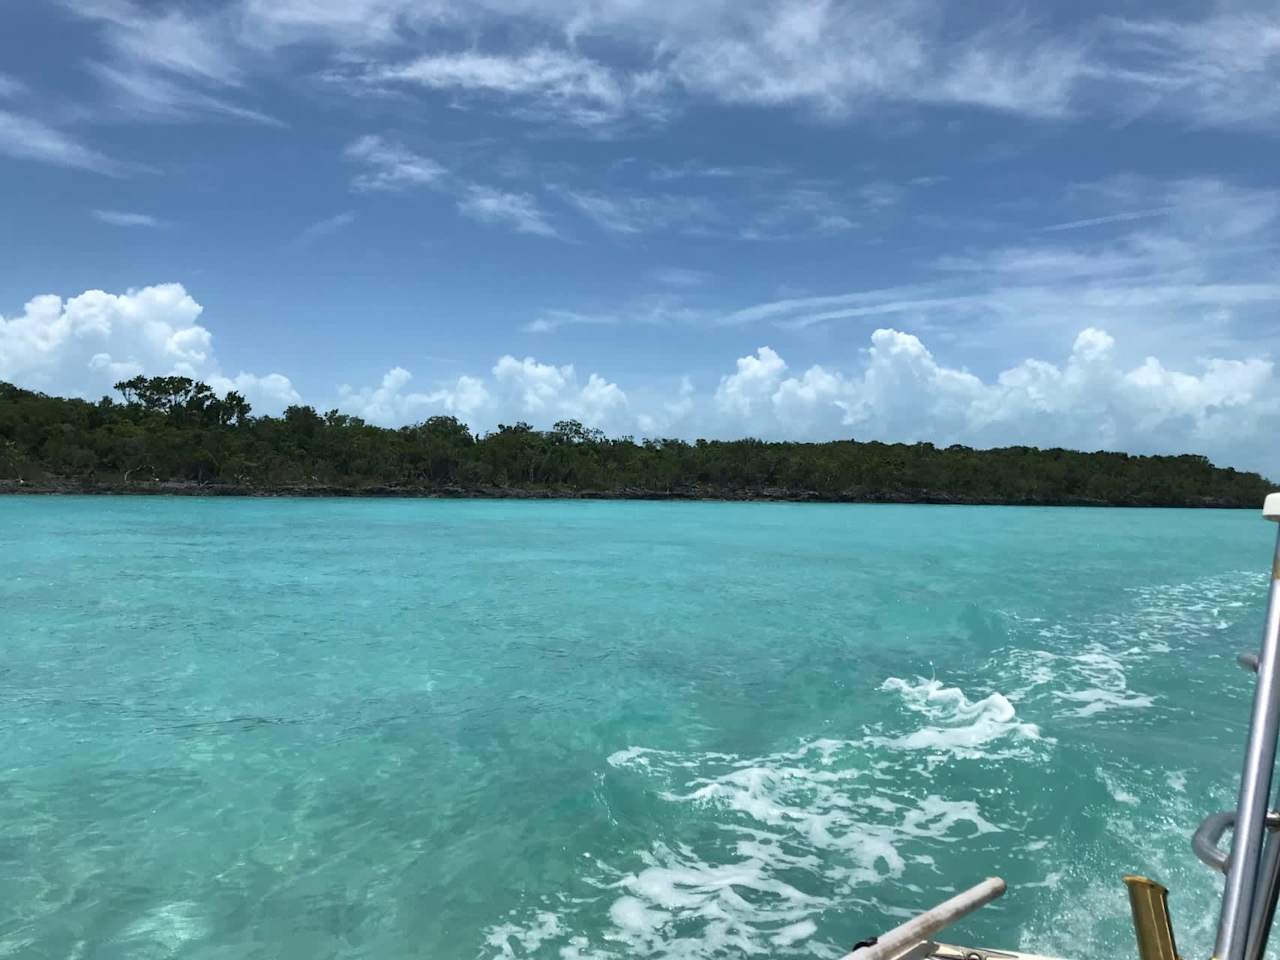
[1212,497,1280,960]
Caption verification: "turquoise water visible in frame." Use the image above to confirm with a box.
[1,498,1274,959]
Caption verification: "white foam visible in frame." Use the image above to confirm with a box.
[1097,767,1139,806]
[488,571,1266,959]
[876,677,1043,759]
[492,733,1013,958]
[485,911,564,957]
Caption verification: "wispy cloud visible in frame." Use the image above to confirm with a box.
[858,181,906,209]
[69,0,242,85]
[714,175,1280,357]
[0,72,26,99]
[367,48,636,128]
[715,287,930,327]
[742,185,858,240]
[652,267,712,288]
[88,62,280,125]
[49,0,1280,142]
[67,0,279,125]
[458,185,558,238]
[561,189,719,235]
[93,209,160,227]
[298,211,356,244]
[1100,14,1280,132]
[0,109,131,175]
[649,161,788,182]
[1041,208,1173,232]
[344,135,445,192]
[522,310,619,334]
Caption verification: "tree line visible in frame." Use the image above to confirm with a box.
[0,376,1272,506]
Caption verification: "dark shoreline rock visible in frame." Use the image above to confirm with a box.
[0,478,1252,508]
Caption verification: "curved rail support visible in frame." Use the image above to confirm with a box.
[1194,812,1237,874]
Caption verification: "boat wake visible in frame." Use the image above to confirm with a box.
[481,570,1261,959]
[484,687,1037,958]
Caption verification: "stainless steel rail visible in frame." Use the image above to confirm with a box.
[1213,497,1280,960]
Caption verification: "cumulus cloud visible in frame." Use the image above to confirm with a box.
[326,326,1279,474]
[696,328,1280,474]
[4,283,1279,475]
[336,367,490,424]
[0,283,298,411]
[334,355,628,430]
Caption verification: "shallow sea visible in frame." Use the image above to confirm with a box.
[1,497,1273,959]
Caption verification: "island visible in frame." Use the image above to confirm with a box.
[0,377,1271,507]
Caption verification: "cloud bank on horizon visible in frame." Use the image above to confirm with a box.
[2,0,1279,474]
[3,282,1277,477]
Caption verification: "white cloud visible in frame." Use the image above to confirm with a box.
[0,283,298,412]
[372,48,633,127]
[67,0,278,124]
[93,209,160,227]
[336,367,491,424]
[238,0,439,48]
[521,310,618,334]
[715,346,788,418]
[0,72,26,99]
[5,283,1278,473]
[489,356,627,427]
[1041,208,1173,233]
[858,181,906,209]
[715,175,1280,353]
[343,135,445,191]
[334,355,628,430]
[457,185,558,237]
[72,0,243,84]
[651,267,712,288]
[51,0,1280,137]
[700,327,1280,474]
[87,63,280,124]
[562,189,720,235]
[298,211,356,243]
[1101,13,1280,131]
[327,323,1269,473]
[0,109,130,175]
[665,1,1086,119]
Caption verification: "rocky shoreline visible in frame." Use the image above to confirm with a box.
[0,478,1253,508]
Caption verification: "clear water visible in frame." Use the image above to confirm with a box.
[1,497,1273,959]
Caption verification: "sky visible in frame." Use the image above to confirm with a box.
[2,0,1280,475]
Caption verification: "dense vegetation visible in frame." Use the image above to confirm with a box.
[0,377,1272,506]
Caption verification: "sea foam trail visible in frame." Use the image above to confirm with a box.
[482,681,1037,959]
[875,678,1043,758]
[481,570,1264,960]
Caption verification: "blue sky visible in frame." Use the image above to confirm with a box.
[3,0,1280,473]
